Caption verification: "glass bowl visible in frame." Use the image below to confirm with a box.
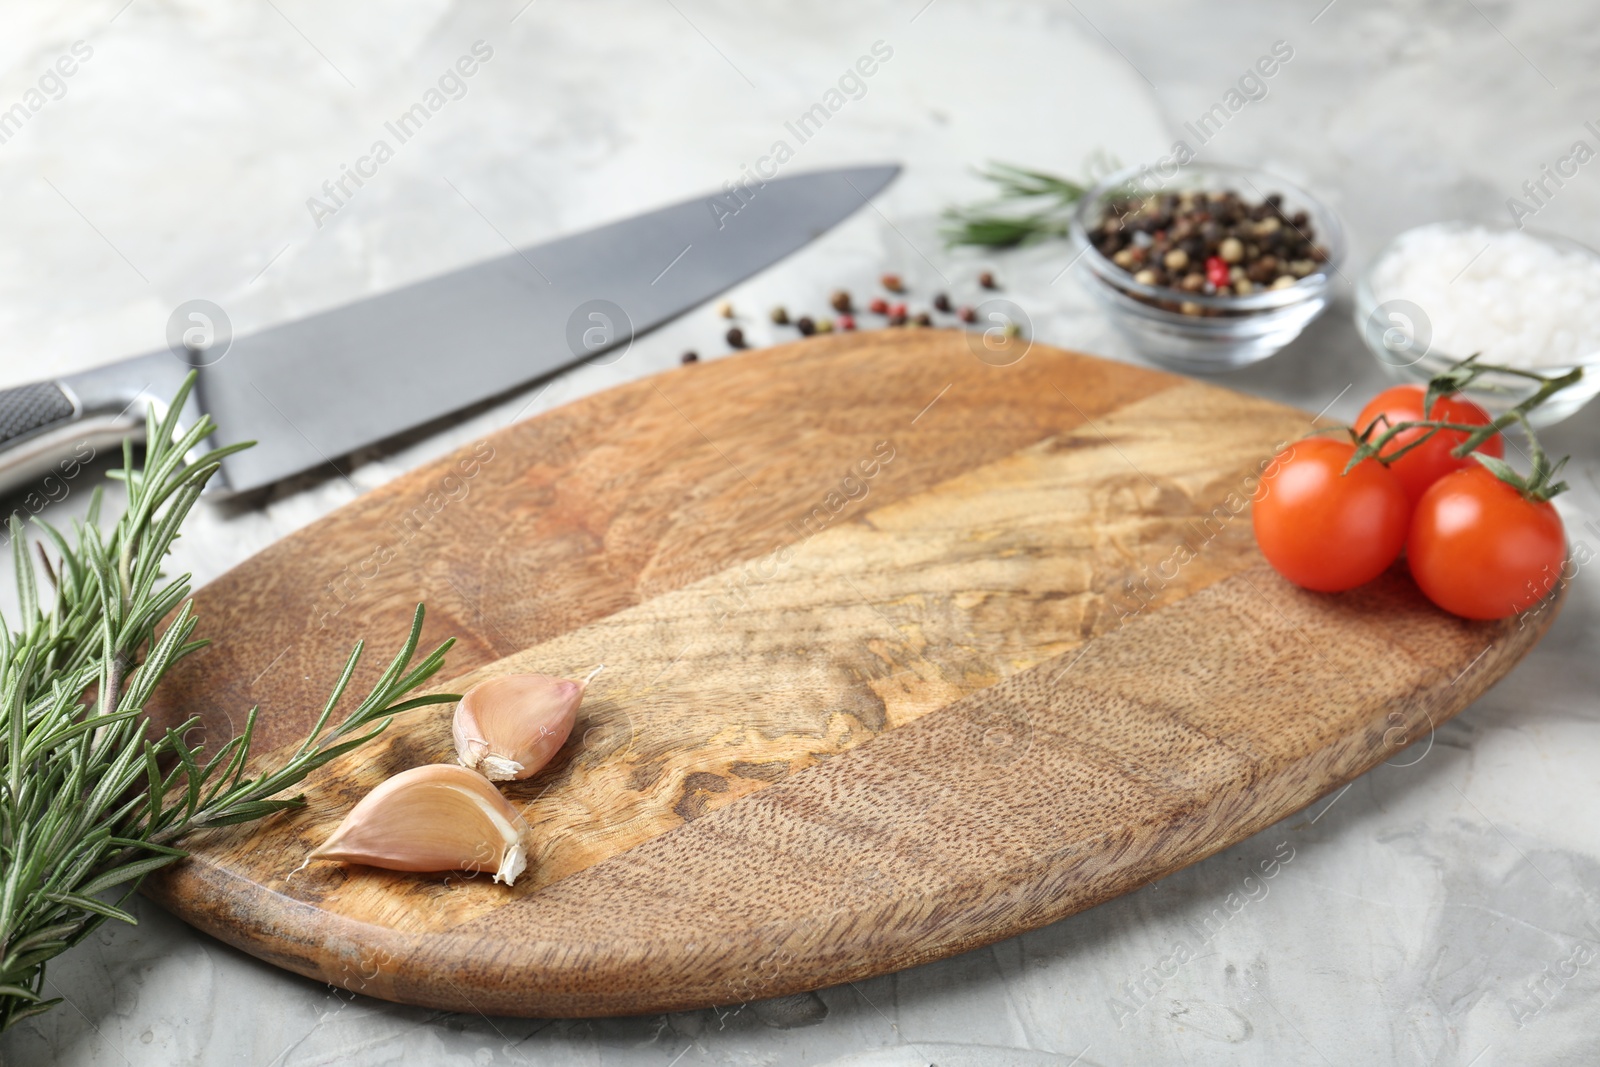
[1354,220,1600,427]
[1068,162,1346,372]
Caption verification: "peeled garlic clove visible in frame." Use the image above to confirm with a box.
[452,669,596,782]
[310,764,529,885]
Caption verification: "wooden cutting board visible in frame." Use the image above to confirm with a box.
[144,330,1559,1016]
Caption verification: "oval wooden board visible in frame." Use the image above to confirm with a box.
[145,330,1560,1016]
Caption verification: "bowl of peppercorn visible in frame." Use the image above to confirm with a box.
[1069,163,1345,371]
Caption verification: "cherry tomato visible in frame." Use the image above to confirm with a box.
[1252,437,1411,592]
[1407,466,1566,619]
[1355,385,1503,506]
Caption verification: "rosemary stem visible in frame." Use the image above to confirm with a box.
[0,373,455,1033]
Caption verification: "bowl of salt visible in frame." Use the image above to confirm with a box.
[1355,220,1600,426]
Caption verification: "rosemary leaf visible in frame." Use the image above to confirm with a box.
[939,211,1072,249]
[941,160,1098,249]
[0,372,457,1032]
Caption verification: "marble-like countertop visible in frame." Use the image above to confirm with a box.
[1,1,1597,1063]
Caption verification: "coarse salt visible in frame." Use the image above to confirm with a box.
[1366,223,1600,369]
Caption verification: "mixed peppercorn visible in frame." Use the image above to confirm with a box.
[1090,189,1327,315]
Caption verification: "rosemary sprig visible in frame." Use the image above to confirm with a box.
[941,162,1093,248]
[0,373,456,1031]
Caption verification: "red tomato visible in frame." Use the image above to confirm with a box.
[1355,385,1503,505]
[1407,466,1567,619]
[1252,437,1411,592]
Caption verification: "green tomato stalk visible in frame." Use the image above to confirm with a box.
[1341,355,1581,503]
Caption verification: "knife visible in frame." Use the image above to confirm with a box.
[0,164,900,497]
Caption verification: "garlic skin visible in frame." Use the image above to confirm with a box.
[310,764,529,885]
[451,671,592,782]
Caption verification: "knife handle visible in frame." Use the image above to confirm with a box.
[0,378,131,504]
[0,356,205,503]
[0,382,76,447]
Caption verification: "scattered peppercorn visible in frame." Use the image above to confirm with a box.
[957,306,977,323]
[725,326,745,348]
[820,318,838,334]
[717,301,735,319]
[681,350,699,364]
[888,312,907,326]
[932,293,951,312]
[1002,320,1021,339]
[770,305,789,325]
[796,316,816,336]
[838,314,856,331]
[890,302,908,318]
[978,270,997,289]
[868,297,889,315]
[913,311,932,327]
[830,290,852,313]
[881,273,904,293]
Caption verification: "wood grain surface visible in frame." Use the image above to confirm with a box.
[144,331,1561,1016]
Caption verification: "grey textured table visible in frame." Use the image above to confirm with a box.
[1,1,1596,1063]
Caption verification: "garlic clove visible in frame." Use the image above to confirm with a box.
[310,764,529,885]
[452,669,598,782]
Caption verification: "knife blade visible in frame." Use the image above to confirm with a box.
[0,164,900,497]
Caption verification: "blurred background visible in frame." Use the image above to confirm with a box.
[1,1,1596,1064]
